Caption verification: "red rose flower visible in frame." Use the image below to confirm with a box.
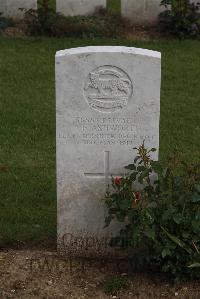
[114,176,121,186]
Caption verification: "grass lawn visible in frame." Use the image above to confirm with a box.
[0,37,199,247]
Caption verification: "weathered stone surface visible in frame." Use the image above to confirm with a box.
[0,1,6,15]
[121,0,166,24]
[0,0,37,18]
[56,0,106,16]
[56,46,161,256]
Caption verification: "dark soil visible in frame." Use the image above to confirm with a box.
[0,250,199,298]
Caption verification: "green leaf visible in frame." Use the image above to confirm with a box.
[163,167,172,179]
[137,166,146,172]
[195,210,200,218]
[130,172,138,181]
[127,209,134,221]
[161,249,167,258]
[144,229,156,240]
[151,161,163,174]
[125,164,136,170]
[140,169,151,180]
[194,184,200,193]
[191,193,200,203]
[188,263,200,268]
[162,210,172,221]
[161,248,171,258]
[116,212,125,222]
[192,220,200,230]
[109,208,118,214]
[182,231,190,239]
[119,200,130,211]
[104,215,113,227]
[173,214,183,224]
[147,202,158,209]
[134,156,140,163]
[138,175,144,184]
[161,226,185,248]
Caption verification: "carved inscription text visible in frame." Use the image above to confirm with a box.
[58,117,155,146]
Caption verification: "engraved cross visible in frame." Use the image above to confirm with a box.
[84,151,124,192]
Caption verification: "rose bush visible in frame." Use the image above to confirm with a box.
[159,0,200,38]
[104,143,200,281]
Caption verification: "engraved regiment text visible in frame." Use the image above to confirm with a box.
[58,117,155,146]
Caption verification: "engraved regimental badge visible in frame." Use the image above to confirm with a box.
[84,65,133,113]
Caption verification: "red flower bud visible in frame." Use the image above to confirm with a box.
[132,192,141,207]
[135,191,141,200]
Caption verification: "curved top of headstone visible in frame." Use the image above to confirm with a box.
[56,46,161,59]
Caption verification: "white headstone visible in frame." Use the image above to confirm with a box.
[56,0,107,16]
[121,0,165,24]
[0,0,37,19]
[56,46,161,255]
